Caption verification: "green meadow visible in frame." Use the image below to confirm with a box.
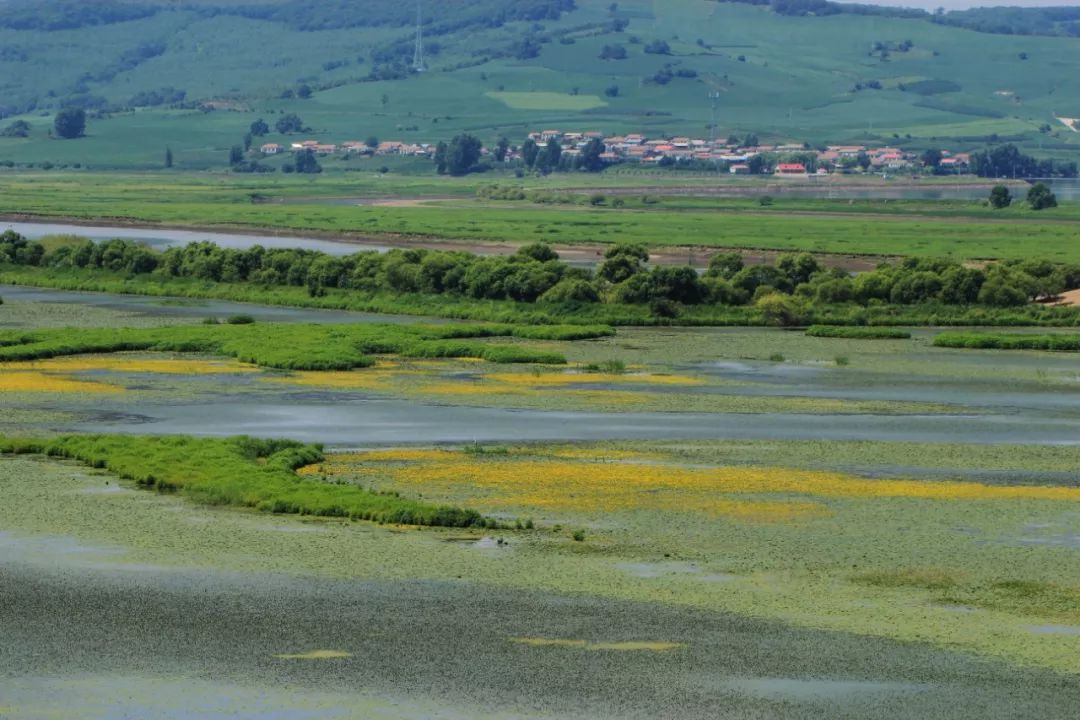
[4,172,1080,263]
[1,0,1080,169]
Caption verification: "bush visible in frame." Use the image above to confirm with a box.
[1027,182,1058,210]
[755,293,806,327]
[989,185,1012,209]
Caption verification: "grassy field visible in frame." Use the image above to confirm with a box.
[5,172,1080,263]
[1,0,1079,169]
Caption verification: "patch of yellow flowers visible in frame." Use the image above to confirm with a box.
[0,371,123,394]
[6,356,259,375]
[307,447,1080,521]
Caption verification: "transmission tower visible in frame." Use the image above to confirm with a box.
[708,91,721,144]
[412,0,427,72]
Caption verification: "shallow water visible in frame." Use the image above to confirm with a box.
[689,359,1080,415]
[2,220,390,256]
[50,391,1080,446]
[3,543,1078,720]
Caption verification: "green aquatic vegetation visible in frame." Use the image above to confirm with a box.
[934,332,1080,351]
[0,435,488,527]
[0,322,607,370]
[806,326,912,340]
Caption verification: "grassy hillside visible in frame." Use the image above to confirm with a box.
[0,0,1079,168]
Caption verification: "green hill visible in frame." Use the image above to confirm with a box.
[1,0,1079,169]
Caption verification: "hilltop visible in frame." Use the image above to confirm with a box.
[0,0,1079,169]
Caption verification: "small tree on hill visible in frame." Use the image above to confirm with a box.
[164,147,173,168]
[275,113,305,134]
[250,118,269,137]
[989,184,1012,209]
[229,145,244,165]
[1,120,30,137]
[53,107,86,139]
[1027,182,1057,210]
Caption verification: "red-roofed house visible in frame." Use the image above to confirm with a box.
[776,163,807,175]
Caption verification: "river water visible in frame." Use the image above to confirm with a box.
[1,220,387,256]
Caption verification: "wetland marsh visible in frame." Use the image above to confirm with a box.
[3,290,1080,718]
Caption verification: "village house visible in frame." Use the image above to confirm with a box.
[375,141,404,155]
[260,143,282,155]
[776,163,808,176]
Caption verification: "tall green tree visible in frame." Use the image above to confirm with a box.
[53,107,85,139]
[495,137,510,162]
[522,138,539,168]
[229,145,244,165]
[433,141,449,175]
[249,118,269,137]
[293,148,322,174]
[577,138,606,172]
[445,134,483,176]
[164,147,173,168]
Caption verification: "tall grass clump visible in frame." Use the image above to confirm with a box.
[806,326,912,340]
[0,435,491,528]
[933,332,1080,351]
[0,321,599,370]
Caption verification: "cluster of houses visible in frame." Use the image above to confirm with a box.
[522,131,971,175]
[258,131,972,175]
[259,139,432,158]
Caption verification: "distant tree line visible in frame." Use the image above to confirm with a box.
[970,144,1078,179]
[3,230,1075,315]
[0,0,576,33]
[715,0,1080,37]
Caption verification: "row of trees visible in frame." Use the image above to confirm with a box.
[434,133,607,176]
[970,144,1078,179]
[2,230,1072,312]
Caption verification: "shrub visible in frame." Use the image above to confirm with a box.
[1027,182,1058,210]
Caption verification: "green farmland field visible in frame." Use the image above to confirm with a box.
[3,172,1080,262]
